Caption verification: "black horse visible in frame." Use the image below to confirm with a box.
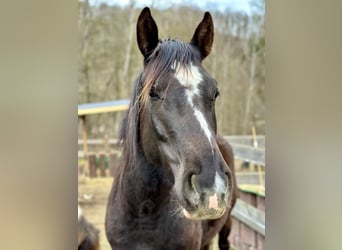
[105,7,237,250]
[78,206,100,250]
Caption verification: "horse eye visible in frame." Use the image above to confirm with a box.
[149,86,160,99]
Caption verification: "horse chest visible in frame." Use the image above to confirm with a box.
[110,207,203,250]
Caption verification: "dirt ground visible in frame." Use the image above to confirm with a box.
[78,177,113,250]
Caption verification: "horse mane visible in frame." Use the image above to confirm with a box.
[117,38,201,185]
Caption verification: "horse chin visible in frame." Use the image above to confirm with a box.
[182,207,226,221]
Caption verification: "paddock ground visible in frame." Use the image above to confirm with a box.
[79,177,113,250]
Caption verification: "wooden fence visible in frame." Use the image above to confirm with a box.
[230,186,265,250]
[226,135,265,250]
[78,152,120,178]
[78,135,265,249]
[78,136,265,165]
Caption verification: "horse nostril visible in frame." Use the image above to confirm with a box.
[221,193,225,202]
[224,170,231,181]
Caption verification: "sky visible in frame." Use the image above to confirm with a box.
[87,0,261,16]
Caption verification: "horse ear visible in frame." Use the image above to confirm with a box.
[136,7,159,58]
[190,12,214,60]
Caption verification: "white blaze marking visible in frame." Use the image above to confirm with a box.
[214,172,226,193]
[209,173,226,209]
[194,109,213,146]
[173,61,213,145]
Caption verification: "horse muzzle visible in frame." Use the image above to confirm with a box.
[181,172,232,220]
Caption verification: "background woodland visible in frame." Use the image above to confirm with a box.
[78,1,265,138]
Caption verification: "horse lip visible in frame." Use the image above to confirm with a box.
[182,207,226,220]
[182,190,228,214]
[182,208,192,219]
[181,195,227,220]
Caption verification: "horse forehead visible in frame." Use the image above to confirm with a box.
[172,61,203,91]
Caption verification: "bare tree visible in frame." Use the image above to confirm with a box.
[78,3,265,138]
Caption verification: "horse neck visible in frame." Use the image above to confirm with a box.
[118,147,174,212]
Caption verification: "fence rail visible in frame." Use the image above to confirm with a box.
[223,135,265,148]
[230,143,265,166]
[78,135,265,146]
[78,136,265,166]
[231,199,265,236]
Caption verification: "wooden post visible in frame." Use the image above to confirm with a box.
[88,154,97,178]
[240,223,257,249]
[104,134,109,154]
[99,154,106,177]
[239,189,257,207]
[252,126,264,189]
[257,234,265,250]
[229,217,241,248]
[109,153,117,177]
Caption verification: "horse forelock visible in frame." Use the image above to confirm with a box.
[139,39,201,110]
